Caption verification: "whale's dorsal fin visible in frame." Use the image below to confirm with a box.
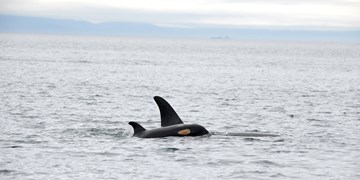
[154,96,184,127]
[129,121,146,135]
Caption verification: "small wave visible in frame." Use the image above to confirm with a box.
[252,160,283,167]
[307,118,322,122]
[243,137,262,141]
[207,159,244,166]
[0,169,16,175]
[3,145,22,148]
[61,127,132,138]
[12,139,46,144]
[96,151,121,157]
[20,115,39,119]
[246,170,267,174]
[74,60,90,63]
[159,147,180,152]
[271,150,291,153]
[270,173,286,178]
[274,139,285,142]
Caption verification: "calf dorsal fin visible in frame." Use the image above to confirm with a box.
[154,96,184,127]
[128,121,146,135]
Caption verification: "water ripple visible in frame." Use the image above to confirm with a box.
[1,34,359,179]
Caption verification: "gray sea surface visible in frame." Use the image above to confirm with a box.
[0,33,359,179]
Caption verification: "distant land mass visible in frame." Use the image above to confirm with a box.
[0,14,359,42]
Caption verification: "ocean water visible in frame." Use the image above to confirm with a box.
[0,33,359,179]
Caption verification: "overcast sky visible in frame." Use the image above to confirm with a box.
[1,0,359,30]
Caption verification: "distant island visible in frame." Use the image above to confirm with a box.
[210,36,231,40]
[0,14,359,42]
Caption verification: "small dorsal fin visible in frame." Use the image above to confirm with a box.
[154,96,184,127]
[128,121,146,135]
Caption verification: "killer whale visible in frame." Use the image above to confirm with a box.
[129,96,209,138]
[128,96,278,138]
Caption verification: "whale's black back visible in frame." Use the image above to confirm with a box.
[154,96,184,127]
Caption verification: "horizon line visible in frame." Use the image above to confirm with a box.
[1,14,360,32]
